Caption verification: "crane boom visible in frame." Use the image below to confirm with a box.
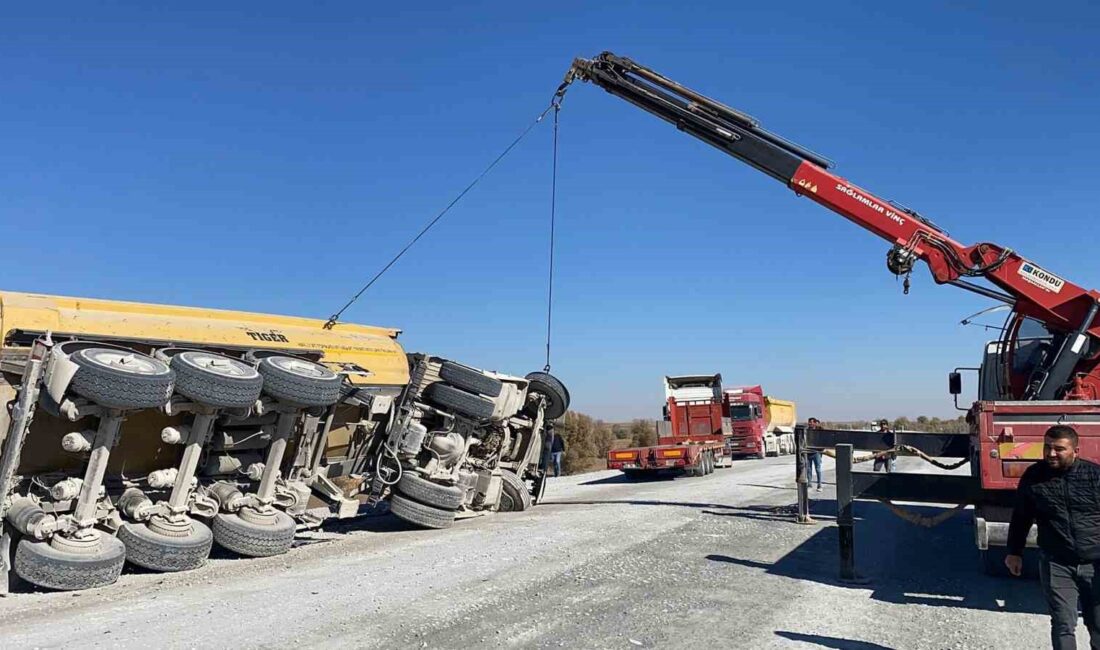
[562,51,1100,400]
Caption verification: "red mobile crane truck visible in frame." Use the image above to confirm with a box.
[562,52,1100,573]
[607,374,729,477]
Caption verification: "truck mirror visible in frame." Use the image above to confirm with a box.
[948,372,962,395]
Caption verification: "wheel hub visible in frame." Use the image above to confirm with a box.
[147,515,197,538]
[50,529,103,555]
[185,352,256,378]
[86,349,162,374]
[238,506,279,526]
[272,357,328,378]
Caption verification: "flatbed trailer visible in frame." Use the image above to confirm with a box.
[608,374,730,477]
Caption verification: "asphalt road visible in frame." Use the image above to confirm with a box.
[0,456,1072,649]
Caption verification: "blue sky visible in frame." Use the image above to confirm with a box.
[3,2,1098,421]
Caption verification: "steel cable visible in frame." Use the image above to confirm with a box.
[323,102,559,329]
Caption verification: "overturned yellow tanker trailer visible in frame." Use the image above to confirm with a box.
[0,292,566,591]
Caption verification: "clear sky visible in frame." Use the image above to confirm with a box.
[3,2,1098,421]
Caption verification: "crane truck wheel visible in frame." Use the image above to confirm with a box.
[439,361,503,397]
[425,383,496,420]
[706,452,715,474]
[170,351,264,409]
[390,494,456,529]
[212,510,296,558]
[257,356,342,408]
[69,347,175,410]
[498,470,533,512]
[118,519,213,572]
[397,472,465,510]
[524,371,570,420]
[14,534,126,591]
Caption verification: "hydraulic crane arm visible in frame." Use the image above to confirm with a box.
[562,52,1100,400]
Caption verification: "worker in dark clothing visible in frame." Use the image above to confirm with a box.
[550,430,566,478]
[872,419,897,473]
[1006,425,1100,650]
[806,418,824,490]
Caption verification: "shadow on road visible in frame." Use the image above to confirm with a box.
[734,482,823,492]
[542,498,838,524]
[773,631,893,649]
[706,500,1046,615]
[578,472,679,486]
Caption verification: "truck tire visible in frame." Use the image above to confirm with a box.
[258,356,342,407]
[390,493,456,529]
[171,351,263,409]
[212,510,296,557]
[498,470,533,512]
[705,452,714,474]
[15,535,126,591]
[397,472,465,510]
[439,361,502,397]
[69,347,175,410]
[756,447,766,460]
[524,371,570,420]
[118,519,213,572]
[425,383,495,420]
[692,456,706,477]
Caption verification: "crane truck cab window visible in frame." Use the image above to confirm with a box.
[1012,318,1057,376]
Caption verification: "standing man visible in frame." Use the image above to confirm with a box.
[872,419,897,473]
[1006,425,1100,650]
[806,418,824,491]
[550,429,566,478]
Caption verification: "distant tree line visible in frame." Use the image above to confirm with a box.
[550,413,968,476]
[816,415,969,433]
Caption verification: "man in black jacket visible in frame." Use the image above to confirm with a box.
[550,430,566,478]
[1006,425,1100,650]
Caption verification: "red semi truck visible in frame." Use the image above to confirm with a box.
[725,386,798,459]
[607,375,729,477]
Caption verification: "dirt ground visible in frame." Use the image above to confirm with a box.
[0,456,1075,649]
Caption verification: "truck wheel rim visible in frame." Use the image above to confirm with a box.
[269,357,332,379]
[180,352,258,379]
[83,349,163,375]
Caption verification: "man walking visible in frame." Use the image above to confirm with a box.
[1006,425,1100,650]
[807,418,824,491]
[550,430,566,478]
[872,419,897,473]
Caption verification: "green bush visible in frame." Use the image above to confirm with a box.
[628,419,657,447]
[555,411,615,475]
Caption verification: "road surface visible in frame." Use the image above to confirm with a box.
[0,456,1065,648]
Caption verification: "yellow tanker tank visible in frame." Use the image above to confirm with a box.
[763,396,797,433]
